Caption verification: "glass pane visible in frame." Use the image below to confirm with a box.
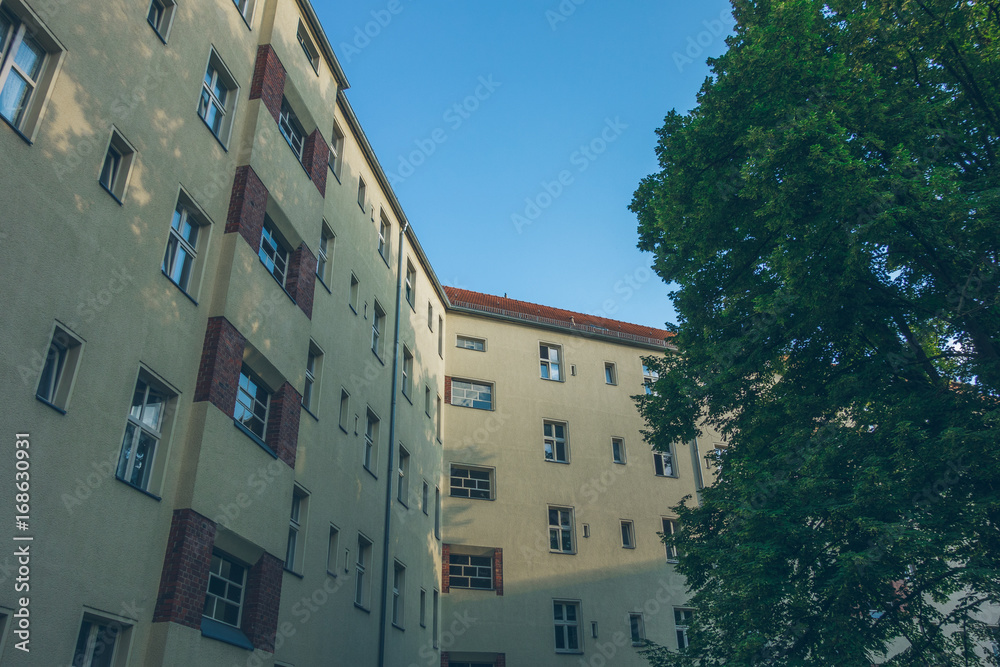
[117,424,136,479]
[550,364,560,381]
[221,600,239,626]
[540,363,549,379]
[100,149,120,189]
[148,1,163,27]
[549,348,559,363]
[550,529,559,551]
[568,624,579,648]
[90,624,118,667]
[555,424,564,439]
[14,35,44,80]
[549,508,558,525]
[566,604,576,621]
[130,431,156,487]
[180,211,198,245]
[208,576,226,597]
[142,386,166,429]
[0,13,11,53]
[562,530,572,552]
[555,628,565,650]
[73,621,93,665]
[0,71,30,125]
[170,242,193,288]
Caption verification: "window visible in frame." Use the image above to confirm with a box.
[629,613,645,646]
[349,273,360,312]
[449,552,493,590]
[457,335,486,351]
[36,325,83,411]
[329,121,345,180]
[643,363,659,395]
[0,5,59,136]
[653,448,675,477]
[663,518,679,562]
[378,213,390,261]
[303,342,322,413]
[438,317,443,357]
[392,561,406,627]
[147,0,176,40]
[364,409,380,472]
[327,525,340,575]
[258,216,290,288]
[450,464,493,500]
[419,589,427,627]
[553,600,581,653]
[401,347,413,399]
[436,395,442,441]
[424,386,431,416]
[432,590,439,647]
[422,481,429,514]
[338,389,350,432]
[204,552,247,627]
[234,365,269,440]
[162,196,209,296]
[98,130,136,202]
[544,420,568,463]
[450,379,493,410]
[405,261,416,307]
[371,301,386,358]
[117,372,171,493]
[540,343,562,381]
[355,535,372,608]
[72,612,132,667]
[605,362,617,385]
[357,176,367,211]
[709,444,727,470]
[675,608,694,649]
[548,507,575,553]
[434,487,441,540]
[278,97,306,161]
[397,445,410,505]
[198,51,238,144]
[621,520,635,549]
[612,437,626,464]
[285,486,307,573]
[296,21,319,72]
[316,223,334,285]
[427,302,433,330]
[231,0,255,22]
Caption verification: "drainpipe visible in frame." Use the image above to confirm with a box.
[378,221,409,667]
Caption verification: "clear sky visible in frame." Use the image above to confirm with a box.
[314,1,735,330]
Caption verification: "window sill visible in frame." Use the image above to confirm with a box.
[326,570,339,578]
[339,424,349,435]
[115,475,163,501]
[371,350,385,365]
[316,276,332,294]
[148,20,168,44]
[234,7,253,30]
[302,404,319,422]
[162,270,199,305]
[379,251,391,269]
[549,550,577,556]
[328,163,341,184]
[358,200,367,214]
[555,650,584,655]
[363,465,378,480]
[283,567,304,579]
[99,182,125,206]
[613,461,626,465]
[197,114,231,152]
[35,395,67,415]
[392,623,405,632]
[654,474,679,479]
[1,114,33,145]
[622,545,636,550]
[354,603,371,614]
[233,420,278,459]
[667,559,679,564]
[544,458,571,465]
[201,617,253,651]
[402,392,412,405]
[397,500,408,509]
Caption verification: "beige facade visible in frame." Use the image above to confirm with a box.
[0,1,711,666]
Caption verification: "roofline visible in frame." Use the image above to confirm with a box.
[296,0,350,90]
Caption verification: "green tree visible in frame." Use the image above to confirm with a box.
[631,1,999,664]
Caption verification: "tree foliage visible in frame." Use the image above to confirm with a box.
[631,0,1000,664]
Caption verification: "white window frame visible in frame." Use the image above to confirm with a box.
[448,550,494,590]
[98,129,136,202]
[349,273,360,313]
[405,261,416,307]
[204,551,247,628]
[397,444,410,506]
[355,534,372,609]
[146,0,177,41]
[364,409,380,473]
[303,341,322,413]
[296,20,320,72]
[231,0,255,23]
[278,97,306,161]
[643,363,659,395]
[378,213,390,261]
[450,378,493,411]
[0,4,60,138]
[162,193,211,297]
[71,611,133,667]
[548,506,575,554]
[329,121,345,180]
[316,222,334,285]
[401,346,413,399]
[553,600,582,653]
[285,486,308,573]
[612,437,626,464]
[675,608,694,650]
[540,343,562,381]
[357,176,367,211]
[392,561,405,627]
[457,335,486,352]
[117,371,172,493]
[258,215,290,288]
[338,388,350,433]
[35,324,83,411]
[663,518,679,562]
[653,447,676,477]
[621,520,636,549]
[198,50,238,146]
[605,362,617,385]
[234,365,270,441]
[449,464,494,500]
[372,300,386,358]
[629,612,646,646]
[543,420,569,463]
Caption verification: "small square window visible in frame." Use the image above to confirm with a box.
[258,216,291,288]
[71,611,133,667]
[0,5,61,138]
[621,520,635,549]
[338,388,350,433]
[146,0,176,41]
[457,335,486,352]
[329,121,345,180]
[234,365,270,440]
[629,613,645,646]
[548,506,575,554]
[349,273,360,313]
[612,437,626,464]
[296,20,320,72]
[204,551,247,627]
[278,97,306,161]
[604,362,617,385]
[450,464,494,500]
[543,420,568,463]
[540,343,562,381]
[99,129,136,202]
[36,324,83,412]
[654,448,675,477]
[162,193,211,298]
[117,370,175,494]
[198,50,239,146]
[450,379,493,411]
[316,223,334,286]
[285,486,308,573]
[553,600,582,652]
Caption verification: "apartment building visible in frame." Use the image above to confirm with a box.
[0,1,716,666]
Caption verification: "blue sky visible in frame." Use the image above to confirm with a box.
[314,1,735,329]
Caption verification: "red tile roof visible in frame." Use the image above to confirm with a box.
[444,287,674,347]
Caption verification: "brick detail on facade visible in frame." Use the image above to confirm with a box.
[441,543,450,594]
[495,655,506,667]
[494,547,503,596]
[225,165,269,252]
[285,243,317,320]
[249,45,286,124]
[241,552,283,652]
[301,128,330,196]
[153,509,217,629]
[266,381,301,468]
[440,653,449,667]
[194,317,247,416]
[444,376,452,405]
